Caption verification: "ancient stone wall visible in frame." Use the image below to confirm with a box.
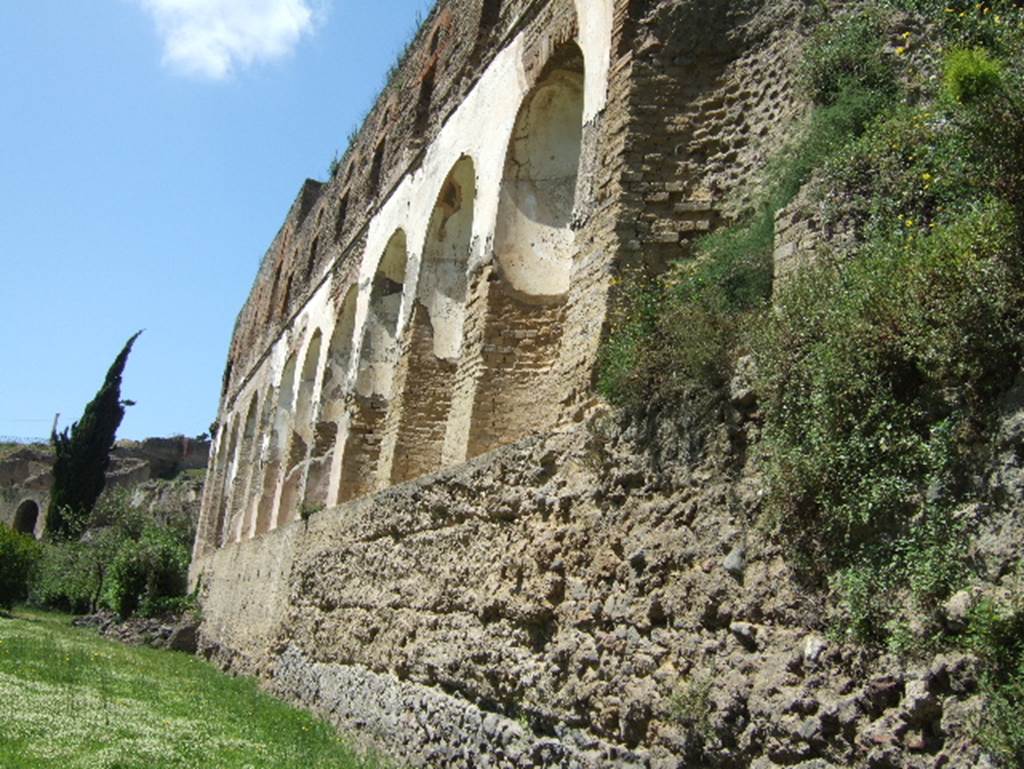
[198,400,1009,768]
[194,0,625,559]
[190,0,874,765]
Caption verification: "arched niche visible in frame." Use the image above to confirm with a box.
[229,394,260,543]
[279,331,323,525]
[493,44,584,298]
[215,419,240,546]
[467,43,585,459]
[321,287,359,421]
[390,157,476,484]
[13,500,39,537]
[246,386,274,538]
[304,287,358,510]
[338,231,408,503]
[356,230,408,400]
[255,352,297,534]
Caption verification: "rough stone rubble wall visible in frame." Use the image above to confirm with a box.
[199,403,1007,769]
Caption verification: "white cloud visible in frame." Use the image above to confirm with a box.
[138,0,318,80]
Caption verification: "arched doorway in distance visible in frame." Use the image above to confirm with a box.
[13,500,39,537]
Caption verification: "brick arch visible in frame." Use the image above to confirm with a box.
[212,416,241,546]
[228,392,261,542]
[278,329,323,526]
[255,351,297,534]
[467,41,585,458]
[338,230,408,503]
[390,156,476,484]
[303,287,358,509]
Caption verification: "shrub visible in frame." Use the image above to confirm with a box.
[944,47,1006,103]
[800,5,900,106]
[598,83,891,414]
[105,526,190,618]
[669,673,715,743]
[29,540,102,614]
[761,200,1021,553]
[0,527,42,610]
[759,199,1023,641]
[967,598,1024,766]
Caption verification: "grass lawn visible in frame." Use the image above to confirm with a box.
[0,608,390,769]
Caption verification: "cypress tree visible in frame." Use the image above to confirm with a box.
[47,331,142,540]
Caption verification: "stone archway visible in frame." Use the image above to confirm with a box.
[468,42,585,457]
[13,500,39,537]
[390,157,476,484]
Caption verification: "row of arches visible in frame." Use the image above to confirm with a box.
[202,39,586,550]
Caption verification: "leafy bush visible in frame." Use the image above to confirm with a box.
[105,526,190,618]
[967,597,1024,766]
[0,527,42,610]
[800,5,900,106]
[29,490,194,617]
[760,200,1022,582]
[29,541,102,614]
[29,490,146,614]
[944,47,1007,103]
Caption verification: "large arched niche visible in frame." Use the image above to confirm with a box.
[279,330,323,527]
[356,231,408,400]
[467,42,585,459]
[255,352,297,535]
[304,286,358,509]
[493,43,584,298]
[13,500,39,538]
[228,393,260,543]
[241,388,272,540]
[390,157,476,484]
[338,231,408,503]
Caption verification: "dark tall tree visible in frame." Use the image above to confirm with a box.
[47,331,142,540]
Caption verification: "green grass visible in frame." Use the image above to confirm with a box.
[0,608,390,769]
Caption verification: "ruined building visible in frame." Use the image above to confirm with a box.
[193,0,801,556]
[188,1,967,766]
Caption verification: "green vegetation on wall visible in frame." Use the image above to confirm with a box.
[599,1,1024,761]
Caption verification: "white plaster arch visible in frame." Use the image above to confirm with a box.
[574,0,613,122]
[356,229,408,399]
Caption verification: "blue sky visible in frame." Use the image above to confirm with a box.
[0,0,429,441]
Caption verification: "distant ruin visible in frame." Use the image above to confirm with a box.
[1,436,209,539]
